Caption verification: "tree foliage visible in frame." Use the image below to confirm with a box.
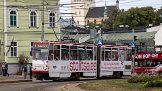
[17,54,30,75]
[18,54,29,66]
[103,6,161,28]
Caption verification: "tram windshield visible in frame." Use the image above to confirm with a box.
[33,43,49,60]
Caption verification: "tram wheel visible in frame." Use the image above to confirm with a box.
[70,73,80,81]
[113,72,122,78]
[52,77,60,82]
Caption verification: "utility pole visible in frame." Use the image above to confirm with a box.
[132,28,137,75]
[41,0,45,41]
[97,28,102,79]
[3,0,7,62]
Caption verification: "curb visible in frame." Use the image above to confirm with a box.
[0,80,32,84]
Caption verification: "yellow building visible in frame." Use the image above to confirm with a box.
[0,0,60,74]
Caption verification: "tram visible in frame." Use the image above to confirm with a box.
[32,41,132,80]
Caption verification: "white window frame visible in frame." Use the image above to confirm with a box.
[48,10,56,28]
[48,10,57,28]
[8,8,19,28]
[29,9,38,28]
[10,41,18,57]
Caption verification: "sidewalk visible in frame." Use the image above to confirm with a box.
[62,83,87,91]
[0,75,32,83]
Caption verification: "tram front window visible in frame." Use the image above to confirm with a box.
[33,49,48,60]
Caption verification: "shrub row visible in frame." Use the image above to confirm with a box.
[143,80,162,87]
[128,74,162,83]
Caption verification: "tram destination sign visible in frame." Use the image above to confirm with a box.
[34,44,49,49]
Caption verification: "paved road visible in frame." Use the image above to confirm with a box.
[0,78,109,91]
[0,81,69,91]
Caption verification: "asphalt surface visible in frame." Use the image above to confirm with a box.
[0,75,121,91]
[0,77,97,91]
[0,81,69,91]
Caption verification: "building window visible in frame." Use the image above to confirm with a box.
[9,10,18,27]
[10,41,17,57]
[29,9,38,28]
[77,21,79,24]
[30,11,37,27]
[30,42,34,56]
[49,12,55,28]
[94,19,96,24]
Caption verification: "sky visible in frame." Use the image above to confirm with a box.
[59,0,162,18]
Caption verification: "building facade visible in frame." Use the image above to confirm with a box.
[71,0,95,26]
[0,0,60,74]
[85,0,119,25]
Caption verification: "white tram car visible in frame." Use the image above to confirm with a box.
[32,41,132,80]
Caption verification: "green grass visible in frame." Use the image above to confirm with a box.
[78,79,162,91]
[106,79,143,89]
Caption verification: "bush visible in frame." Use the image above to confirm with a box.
[144,80,162,87]
[128,74,161,83]
[128,76,142,83]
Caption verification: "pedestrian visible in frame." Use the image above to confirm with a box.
[29,64,32,79]
[1,62,6,76]
[4,62,9,77]
[23,65,27,79]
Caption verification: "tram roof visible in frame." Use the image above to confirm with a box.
[102,45,131,49]
[33,41,74,45]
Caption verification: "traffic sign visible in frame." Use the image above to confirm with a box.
[98,35,103,45]
[130,41,136,48]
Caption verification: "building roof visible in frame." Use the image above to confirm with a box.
[87,31,156,44]
[103,32,156,42]
[86,6,117,18]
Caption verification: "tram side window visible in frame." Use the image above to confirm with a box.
[61,45,69,60]
[70,46,77,60]
[112,48,118,61]
[86,47,93,60]
[137,60,160,67]
[126,49,132,61]
[54,45,60,60]
[94,47,97,60]
[48,50,54,60]
[79,47,86,60]
[118,49,125,61]
[105,48,111,61]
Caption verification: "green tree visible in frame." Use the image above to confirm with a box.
[102,6,161,28]
[17,54,29,75]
